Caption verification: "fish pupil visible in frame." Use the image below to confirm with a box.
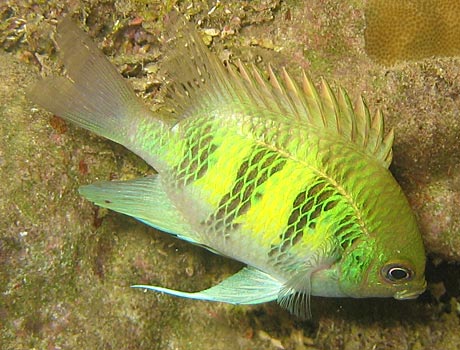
[388,267,409,280]
[382,264,413,283]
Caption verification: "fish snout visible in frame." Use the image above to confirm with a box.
[394,279,427,300]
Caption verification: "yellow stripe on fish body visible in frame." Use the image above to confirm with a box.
[187,132,255,209]
[241,162,320,244]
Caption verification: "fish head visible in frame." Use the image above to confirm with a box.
[336,215,426,300]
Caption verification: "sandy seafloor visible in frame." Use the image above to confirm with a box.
[1,1,460,349]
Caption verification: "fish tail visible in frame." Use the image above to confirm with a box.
[28,17,168,153]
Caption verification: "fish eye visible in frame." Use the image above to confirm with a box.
[381,263,413,283]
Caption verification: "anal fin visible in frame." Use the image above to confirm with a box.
[79,175,201,245]
[132,267,282,305]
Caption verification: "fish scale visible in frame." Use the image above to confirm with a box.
[174,118,217,186]
[28,15,427,319]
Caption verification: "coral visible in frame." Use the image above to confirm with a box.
[365,0,460,65]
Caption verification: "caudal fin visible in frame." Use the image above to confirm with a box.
[28,17,160,148]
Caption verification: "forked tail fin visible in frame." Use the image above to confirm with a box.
[28,17,167,154]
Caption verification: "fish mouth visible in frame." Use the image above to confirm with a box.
[394,280,427,300]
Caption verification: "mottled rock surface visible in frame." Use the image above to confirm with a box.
[1,1,460,349]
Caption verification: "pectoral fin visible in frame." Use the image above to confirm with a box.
[79,175,202,245]
[132,267,282,305]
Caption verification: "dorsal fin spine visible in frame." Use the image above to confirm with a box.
[320,78,342,132]
[337,87,355,140]
[382,129,394,166]
[370,109,384,154]
[301,72,326,126]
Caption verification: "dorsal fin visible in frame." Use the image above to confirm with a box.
[160,15,394,168]
[160,14,233,118]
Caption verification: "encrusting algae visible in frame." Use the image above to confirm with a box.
[365,0,460,65]
[28,14,426,319]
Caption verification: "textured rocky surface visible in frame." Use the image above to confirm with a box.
[1,1,460,349]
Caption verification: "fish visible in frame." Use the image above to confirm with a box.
[28,15,427,318]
